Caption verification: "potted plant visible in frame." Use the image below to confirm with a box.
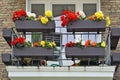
[65,40,106,58]
[11,37,56,57]
[12,9,55,32]
[60,10,110,32]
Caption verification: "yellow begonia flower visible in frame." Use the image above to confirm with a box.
[95,11,104,20]
[45,10,53,17]
[40,41,45,47]
[101,41,106,48]
[40,17,48,24]
[49,42,53,47]
[52,42,56,47]
[106,17,111,27]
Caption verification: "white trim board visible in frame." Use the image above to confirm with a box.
[7,66,115,79]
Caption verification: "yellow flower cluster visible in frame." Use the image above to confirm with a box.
[101,41,106,48]
[93,11,111,27]
[106,16,111,27]
[39,41,56,48]
[40,10,53,24]
[41,17,49,24]
[94,11,104,20]
[40,41,46,47]
[45,10,53,17]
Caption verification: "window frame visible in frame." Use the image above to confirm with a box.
[26,0,101,12]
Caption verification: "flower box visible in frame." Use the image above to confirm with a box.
[13,47,54,57]
[111,28,120,50]
[2,53,11,65]
[15,20,55,32]
[2,28,16,47]
[65,47,105,58]
[112,53,120,62]
[111,28,120,37]
[67,20,106,32]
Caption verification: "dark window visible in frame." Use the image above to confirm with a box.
[31,4,45,17]
[52,4,75,17]
[83,4,96,16]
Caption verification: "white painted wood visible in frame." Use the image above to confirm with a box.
[6,66,115,80]
[26,0,100,12]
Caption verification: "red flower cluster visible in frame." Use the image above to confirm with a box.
[65,41,75,47]
[60,10,78,27]
[11,37,25,46]
[12,9,27,21]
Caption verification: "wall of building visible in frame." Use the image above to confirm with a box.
[0,0,120,80]
[101,0,120,79]
[0,0,25,80]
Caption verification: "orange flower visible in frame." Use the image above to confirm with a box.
[89,15,95,21]
[92,42,96,47]
[38,15,42,19]
[85,39,91,47]
[33,42,39,47]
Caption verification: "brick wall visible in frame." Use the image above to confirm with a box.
[0,0,25,79]
[101,0,120,80]
[0,0,120,80]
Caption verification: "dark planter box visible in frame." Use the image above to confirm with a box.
[111,28,120,37]
[13,47,54,57]
[112,53,120,64]
[2,28,16,47]
[67,20,106,32]
[111,28,120,50]
[111,37,119,50]
[65,47,105,58]
[2,53,11,65]
[15,20,55,32]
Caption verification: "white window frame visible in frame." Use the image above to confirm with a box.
[26,0,101,12]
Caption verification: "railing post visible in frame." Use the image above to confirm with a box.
[105,29,111,65]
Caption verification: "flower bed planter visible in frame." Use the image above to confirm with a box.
[2,28,16,47]
[15,20,55,32]
[67,20,106,32]
[13,47,54,57]
[111,28,120,50]
[65,47,105,58]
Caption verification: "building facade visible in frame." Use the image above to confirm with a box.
[0,0,120,80]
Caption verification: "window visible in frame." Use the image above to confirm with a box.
[52,4,75,17]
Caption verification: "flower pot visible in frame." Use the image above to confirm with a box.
[15,43,25,48]
[15,20,55,32]
[13,47,54,58]
[65,47,105,58]
[67,20,106,32]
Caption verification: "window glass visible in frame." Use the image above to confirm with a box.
[31,4,45,16]
[83,4,96,16]
[52,4,75,16]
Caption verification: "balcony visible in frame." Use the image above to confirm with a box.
[2,20,119,80]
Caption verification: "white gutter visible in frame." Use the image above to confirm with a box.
[6,66,116,80]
